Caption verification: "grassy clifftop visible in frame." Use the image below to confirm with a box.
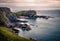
[0,27,32,41]
[15,10,36,17]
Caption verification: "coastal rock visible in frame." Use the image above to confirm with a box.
[34,15,54,19]
[0,7,11,14]
[24,10,36,17]
[15,10,36,18]
[0,7,11,26]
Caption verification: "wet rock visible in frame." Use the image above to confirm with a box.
[18,23,31,31]
[12,28,19,34]
[30,38,37,41]
[32,15,54,19]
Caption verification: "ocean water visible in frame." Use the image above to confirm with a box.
[19,10,60,41]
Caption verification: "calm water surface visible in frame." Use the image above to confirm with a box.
[18,10,60,41]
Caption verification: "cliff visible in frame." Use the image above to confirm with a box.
[15,10,36,17]
[0,7,11,26]
[0,7,33,41]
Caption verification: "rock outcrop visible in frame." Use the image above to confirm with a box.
[24,10,36,17]
[15,10,36,17]
[0,7,11,26]
[0,7,11,14]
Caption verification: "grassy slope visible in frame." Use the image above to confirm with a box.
[15,11,26,16]
[0,27,32,41]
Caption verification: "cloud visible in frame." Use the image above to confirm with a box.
[0,0,60,6]
[0,0,60,10]
[0,0,60,3]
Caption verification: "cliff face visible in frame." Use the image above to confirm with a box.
[15,10,36,17]
[0,7,11,14]
[0,7,11,26]
[24,10,36,17]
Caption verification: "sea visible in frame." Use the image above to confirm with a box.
[18,10,60,41]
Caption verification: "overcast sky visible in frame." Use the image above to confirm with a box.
[0,0,60,11]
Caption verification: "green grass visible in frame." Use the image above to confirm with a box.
[0,27,33,41]
[15,11,26,16]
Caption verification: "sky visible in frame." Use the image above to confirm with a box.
[0,0,60,11]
